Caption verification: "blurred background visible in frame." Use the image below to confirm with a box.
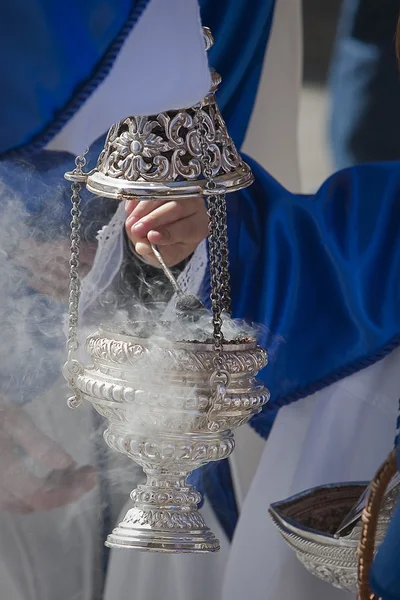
[300,0,340,191]
[300,0,400,191]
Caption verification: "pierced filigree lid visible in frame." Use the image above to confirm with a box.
[85,27,254,200]
[86,102,253,200]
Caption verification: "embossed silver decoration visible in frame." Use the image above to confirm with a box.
[75,323,268,552]
[269,474,400,593]
[62,27,268,553]
[83,30,253,201]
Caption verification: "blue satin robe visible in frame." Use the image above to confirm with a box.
[200,157,400,542]
[371,494,400,600]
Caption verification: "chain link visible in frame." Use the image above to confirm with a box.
[66,150,87,362]
[195,104,232,372]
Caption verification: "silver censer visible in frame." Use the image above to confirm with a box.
[63,28,269,553]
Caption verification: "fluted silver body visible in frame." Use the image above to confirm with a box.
[74,322,269,552]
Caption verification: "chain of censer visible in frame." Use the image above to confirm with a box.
[67,109,233,370]
[195,104,232,370]
[66,153,86,363]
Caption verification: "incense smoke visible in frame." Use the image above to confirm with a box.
[0,150,284,597]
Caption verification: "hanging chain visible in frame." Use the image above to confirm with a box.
[63,150,88,408]
[195,103,232,375]
[66,152,87,361]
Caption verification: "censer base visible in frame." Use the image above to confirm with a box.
[105,507,220,553]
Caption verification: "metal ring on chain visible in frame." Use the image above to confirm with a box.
[209,369,231,388]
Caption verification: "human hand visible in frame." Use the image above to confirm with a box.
[125,197,208,268]
[15,239,97,301]
[0,403,97,513]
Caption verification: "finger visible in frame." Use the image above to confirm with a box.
[129,200,200,238]
[18,466,97,512]
[0,405,75,470]
[30,263,70,284]
[134,239,154,259]
[26,465,98,511]
[124,199,140,215]
[126,200,168,228]
[0,435,97,511]
[147,214,208,246]
[26,279,69,302]
[0,433,54,506]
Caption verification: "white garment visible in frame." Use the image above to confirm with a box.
[222,348,400,600]
[0,381,102,600]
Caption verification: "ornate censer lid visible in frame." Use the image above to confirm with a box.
[78,27,254,201]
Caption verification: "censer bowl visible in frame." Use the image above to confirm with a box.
[75,321,269,553]
[269,477,400,592]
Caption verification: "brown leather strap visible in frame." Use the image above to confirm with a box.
[357,449,397,600]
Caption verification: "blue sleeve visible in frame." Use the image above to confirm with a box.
[202,157,400,438]
[370,495,400,600]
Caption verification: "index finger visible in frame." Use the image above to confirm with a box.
[125,199,168,226]
[124,199,140,216]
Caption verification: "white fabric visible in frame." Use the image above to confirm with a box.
[47,0,211,155]
[5,0,396,597]
[0,381,102,600]
[79,202,126,319]
[11,2,395,600]
[222,348,400,600]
